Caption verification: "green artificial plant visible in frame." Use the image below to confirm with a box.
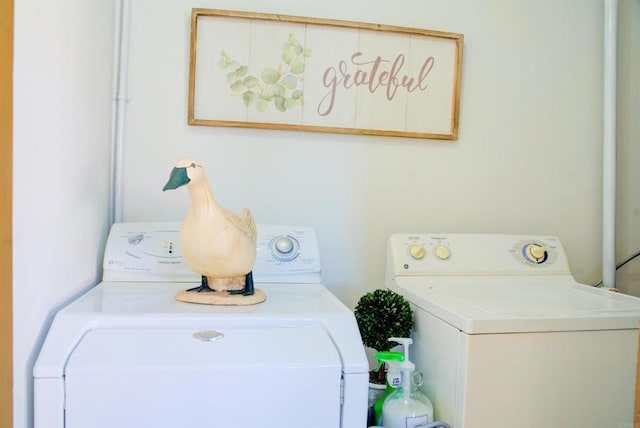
[354,288,414,384]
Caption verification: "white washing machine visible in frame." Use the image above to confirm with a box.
[34,222,368,428]
[385,233,640,428]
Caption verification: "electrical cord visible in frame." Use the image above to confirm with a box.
[592,249,640,287]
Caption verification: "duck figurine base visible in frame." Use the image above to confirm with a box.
[175,288,266,306]
[175,272,266,306]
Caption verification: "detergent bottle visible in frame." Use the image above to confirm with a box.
[382,337,434,428]
[372,350,404,425]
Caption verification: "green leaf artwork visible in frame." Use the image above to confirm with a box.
[218,34,312,113]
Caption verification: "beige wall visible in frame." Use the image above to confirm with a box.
[12,1,114,426]
[1,0,13,425]
[616,0,640,296]
[121,0,606,306]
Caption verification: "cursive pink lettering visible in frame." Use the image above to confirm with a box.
[317,52,435,116]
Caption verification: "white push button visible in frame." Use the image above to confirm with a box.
[193,330,224,341]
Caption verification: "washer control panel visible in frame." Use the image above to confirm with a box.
[388,233,571,276]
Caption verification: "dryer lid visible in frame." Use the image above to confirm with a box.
[395,276,640,334]
[66,325,341,370]
[33,282,369,378]
[64,326,343,428]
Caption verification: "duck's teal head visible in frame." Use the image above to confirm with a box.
[162,159,202,191]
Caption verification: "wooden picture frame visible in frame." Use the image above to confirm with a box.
[188,9,464,140]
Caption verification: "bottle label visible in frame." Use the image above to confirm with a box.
[389,373,401,387]
[387,372,402,388]
[406,415,430,428]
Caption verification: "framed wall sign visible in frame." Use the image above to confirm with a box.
[188,9,464,140]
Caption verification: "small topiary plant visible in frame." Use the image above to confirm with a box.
[354,289,414,384]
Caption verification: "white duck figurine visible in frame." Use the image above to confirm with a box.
[163,159,257,297]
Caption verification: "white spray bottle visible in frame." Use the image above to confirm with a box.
[382,337,434,428]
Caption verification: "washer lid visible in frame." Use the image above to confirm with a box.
[395,277,640,334]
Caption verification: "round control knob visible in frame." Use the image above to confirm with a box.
[434,245,451,260]
[270,235,300,261]
[525,243,547,264]
[409,245,426,260]
[274,236,294,254]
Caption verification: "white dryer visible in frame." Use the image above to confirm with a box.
[385,233,640,428]
[34,222,368,428]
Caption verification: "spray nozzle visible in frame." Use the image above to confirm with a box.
[373,351,404,371]
[389,337,412,360]
[389,337,415,371]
